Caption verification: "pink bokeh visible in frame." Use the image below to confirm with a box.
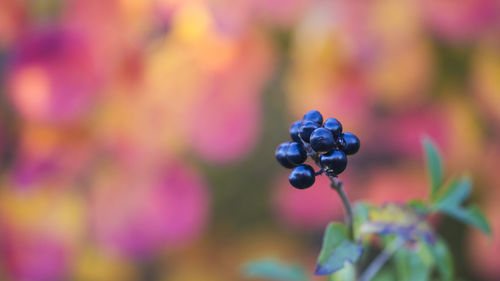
[272,171,357,231]
[90,160,210,257]
[6,29,102,125]
[421,0,500,42]
[359,167,428,205]
[186,31,274,164]
[364,108,450,159]
[1,232,71,281]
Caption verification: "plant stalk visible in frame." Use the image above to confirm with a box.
[328,176,354,241]
[358,238,405,281]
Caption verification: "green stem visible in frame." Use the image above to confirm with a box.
[328,176,354,241]
[358,238,404,281]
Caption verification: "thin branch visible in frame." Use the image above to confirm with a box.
[328,176,354,241]
[359,238,405,281]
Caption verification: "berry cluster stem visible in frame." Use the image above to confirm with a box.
[328,176,354,240]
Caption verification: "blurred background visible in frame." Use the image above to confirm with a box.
[0,0,499,280]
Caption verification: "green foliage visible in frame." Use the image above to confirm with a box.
[315,222,363,275]
[328,263,356,281]
[244,137,491,281]
[371,269,396,281]
[394,243,433,281]
[423,139,491,234]
[422,137,443,201]
[407,200,428,214]
[425,238,454,281]
[353,202,374,240]
[439,203,490,234]
[433,178,491,234]
[434,178,471,208]
[243,259,309,281]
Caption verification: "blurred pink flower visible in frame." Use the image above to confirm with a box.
[364,108,450,159]
[90,160,210,257]
[253,0,312,27]
[359,167,428,205]
[1,232,70,281]
[272,170,357,231]
[208,0,311,36]
[6,29,102,124]
[187,89,261,164]
[285,1,370,130]
[185,31,274,164]
[420,0,500,42]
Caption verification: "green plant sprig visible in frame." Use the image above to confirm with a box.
[244,137,491,281]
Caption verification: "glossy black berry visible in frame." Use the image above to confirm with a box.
[286,142,307,165]
[320,150,347,175]
[275,142,295,168]
[323,117,343,137]
[298,121,320,142]
[289,164,316,189]
[302,110,323,125]
[310,128,335,152]
[289,121,302,142]
[340,132,360,155]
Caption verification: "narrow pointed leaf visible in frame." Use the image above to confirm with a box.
[443,204,491,234]
[422,137,443,201]
[464,205,491,234]
[434,178,491,234]
[435,178,471,210]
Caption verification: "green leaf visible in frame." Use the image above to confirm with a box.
[394,244,432,281]
[353,202,374,240]
[434,178,471,209]
[465,205,491,234]
[372,269,397,281]
[425,238,454,281]
[328,262,356,281]
[315,222,363,275]
[243,259,308,281]
[441,204,491,234]
[408,200,429,214]
[422,137,444,201]
[434,178,491,234]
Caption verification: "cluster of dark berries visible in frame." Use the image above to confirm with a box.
[275,110,360,189]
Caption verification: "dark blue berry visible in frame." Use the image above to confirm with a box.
[340,132,360,155]
[286,142,307,165]
[298,121,320,142]
[289,164,315,189]
[335,136,345,149]
[320,150,347,175]
[289,121,302,142]
[310,128,335,152]
[302,110,323,125]
[323,117,343,137]
[275,142,295,168]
